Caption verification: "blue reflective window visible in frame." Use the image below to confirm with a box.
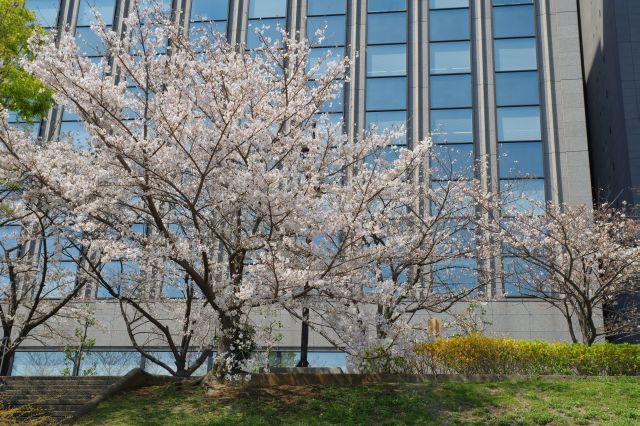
[494,38,537,71]
[432,144,474,180]
[308,48,345,77]
[499,142,544,178]
[0,226,20,256]
[247,18,285,48]
[307,15,346,46]
[320,85,344,113]
[433,258,476,288]
[429,9,469,41]
[493,5,535,38]
[308,0,346,15]
[308,352,347,368]
[25,0,59,27]
[366,77,407,111]
[75,26,107,56]
[191,0,228,21]
[430,108,473,143]
[368,0,406,12]
[365,111,407,145]
[493,0,533,5]
[144,351,209,376]
[367,44,406,77]
[430,41,470,75]
[429,0,469,8]
[80,352,141,376]
[11,352,66,376]
[60,120,90,149]
[495,71,539,106]
[499,179,545,214]
[248,0,287,18]
[430,74,472,108]
[189,21,227,44]
[367,12,406,44]
[497,106,541,141]
[77,0,115,26]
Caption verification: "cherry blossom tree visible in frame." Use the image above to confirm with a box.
[1,117,88,375]
[499,203,640,345]
[0,5,445,379]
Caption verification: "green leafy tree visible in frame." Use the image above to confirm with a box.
[0,0,53,121]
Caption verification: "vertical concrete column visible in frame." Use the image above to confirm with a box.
[539,0,592,207]
[344,0,358,144]
[407,0,419,149]
[352,0,366,142]
[476,0,499,298]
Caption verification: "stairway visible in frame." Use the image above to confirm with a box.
[0,376,120,422]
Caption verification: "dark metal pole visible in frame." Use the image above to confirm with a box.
[296,307,310,367]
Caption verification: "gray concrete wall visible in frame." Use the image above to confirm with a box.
[579,0,640,205]
[16,300,588,351]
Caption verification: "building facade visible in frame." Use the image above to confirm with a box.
[578,0,640,206]
[4,0,594,375]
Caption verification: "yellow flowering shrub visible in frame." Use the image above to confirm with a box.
[412,334,640,376]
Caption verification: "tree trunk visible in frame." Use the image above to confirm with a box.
[579,313,598,346]
[0,346,13,376]
[211,312,243,381]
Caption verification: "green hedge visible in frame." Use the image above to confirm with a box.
[358,335,640,376]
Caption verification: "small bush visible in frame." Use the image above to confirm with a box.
[355,347,412,374]
[412,334,640,376]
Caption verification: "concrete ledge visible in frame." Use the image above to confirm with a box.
[244,373,610,387]
[266,367,344,374]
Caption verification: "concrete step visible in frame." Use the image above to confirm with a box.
[4,397,96,405]
[0,375,122,421]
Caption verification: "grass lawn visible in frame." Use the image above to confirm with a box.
[75,377,640,425]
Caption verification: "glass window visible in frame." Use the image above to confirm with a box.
[430,41,470,75]
[77,0,115,26]
[433,258,477,288]
[430,108,473,143]
[190,0,228,21]
[80,351,141,376]
[493,5,535,38]
[497,106,541,141]
[429,0,469,8]
[430,74,472,109]
[366,77,407,111]
[25,0,59,27]
[0,225,21,254]
[367,44,406,77]
[365,111,407,145]
[189,21,227,44]
[432,144,475,180]
[248,0,287,18]
[495,71,539,106]
[367,12,406,44]
[368,0,406,12]
[11,352,66,376]
[499,142,544,178]
[308,0,346,15]
[308,352,347,368]
[319,85,344,113]
[500,179,545,214]
[493,0,533,5]
[75,26,107,56]
[60,121,90,149]
[144,351,209,376]
[308,48,345,77]
[429,9,469,41]
[494,38,537,71]
[247,18,285,48]
[307,15,346,46]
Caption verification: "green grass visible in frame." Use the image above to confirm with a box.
[75,377,640,425]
